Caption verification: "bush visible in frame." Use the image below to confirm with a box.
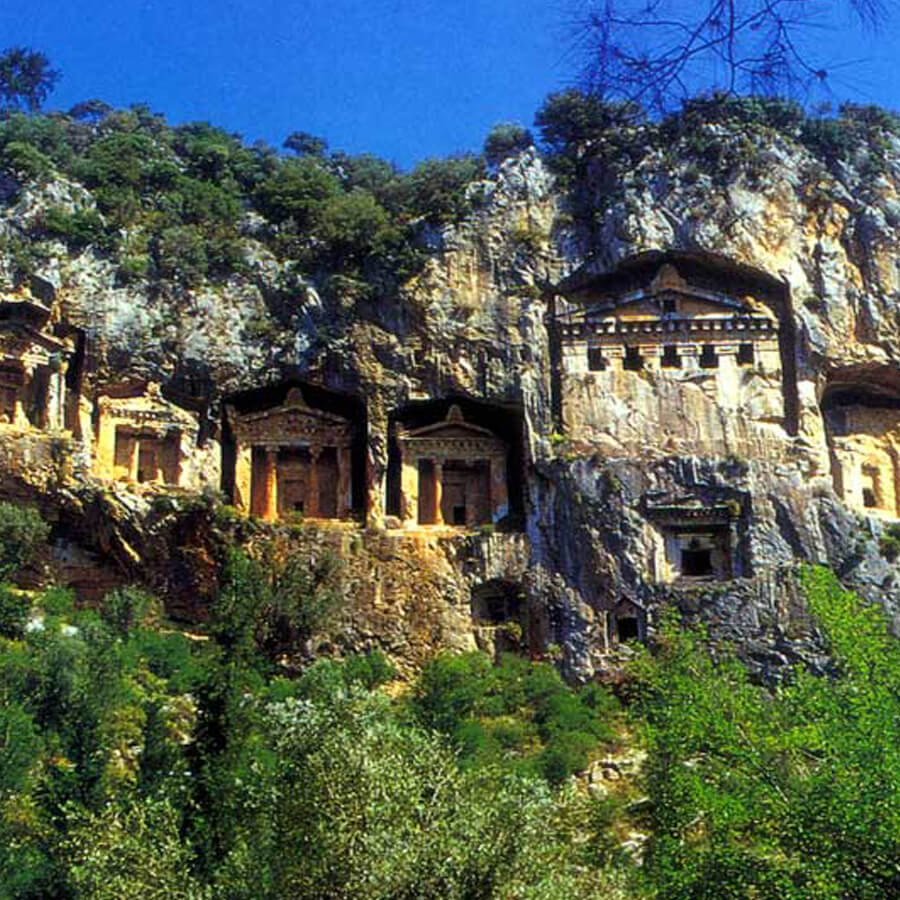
[0,140,53,180]
[155,224,208,286]
[100,586,155,638]
[0,583,31,638]
[0,503,49,580]
[484,122,533,167]
[41,206,113,250]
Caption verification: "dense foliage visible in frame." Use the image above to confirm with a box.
[0,107,486,299]
[634,567,900,899]
[5,501,900,899]
[0,506,626,899]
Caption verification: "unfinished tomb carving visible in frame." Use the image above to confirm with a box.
[94,383,199,486]
[553,253,796,457]
[226,386,354,521]
[823,376,900,519]
[395,404,509,528]
[0,295,73,431]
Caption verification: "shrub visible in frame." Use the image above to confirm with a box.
[155,224,208,286]
[0,584,31,638]
[484,122,533,167]
[100,586,155,639]
[0,503,49,580]
[0,140,52,180]
[41,206,114,251]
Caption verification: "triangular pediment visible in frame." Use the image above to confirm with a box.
[403,404,498,440]
[558,264,775,325]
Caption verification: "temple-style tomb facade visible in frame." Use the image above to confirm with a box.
[645,498,738,583]
[554,254,794,457]
[0,295,73,431]
[397,404,509,527]
[94,384,199,486]
[227,387,354,521]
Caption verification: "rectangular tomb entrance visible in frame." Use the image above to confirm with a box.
[645,499,739,583]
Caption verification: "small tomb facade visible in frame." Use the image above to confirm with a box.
[824,386,900,519]
[553,254,792,457]
[646,499,738,583]
[95,383,199,487]
[0,295,73,431]
[227,386,353,521]
[608,598,646,645]
[396,404,508,528]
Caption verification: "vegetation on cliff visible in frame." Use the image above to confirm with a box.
[3,505,900,899]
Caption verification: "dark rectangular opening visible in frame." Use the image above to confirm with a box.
[616,616,640,642]
[661,345,681,368]
[863,488,877,509]
[623,346,643,371]
[452,505,467,525]
[737,342,754,365]
[662,297,677,314]
[587,345,606,371]
[699,345,718,369]
[681,548,713,577]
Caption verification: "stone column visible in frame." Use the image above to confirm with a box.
[306,447,321,518]
[336,445,352,518]
[399,445,419,527]
[489,455,508,523]
[129,437,140,482]
[433,459,444,525]
[233,443,253,512]
[263,446,279,521]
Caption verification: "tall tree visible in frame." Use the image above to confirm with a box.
[567,0,893,111]
[0,46,60,113]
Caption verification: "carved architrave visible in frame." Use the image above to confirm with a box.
[557,263,779,347]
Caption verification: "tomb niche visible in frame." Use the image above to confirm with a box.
[0,294,74,431]
[822,377,900,519]
[395,404,509,528]
[645,498,739,583]
[608,598,646,646]
[226,386,354,521]
[95,383,198,486]
[552,252,796,455]
[471,579,529,657]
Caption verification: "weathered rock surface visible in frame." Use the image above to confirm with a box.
[5,132,900,680]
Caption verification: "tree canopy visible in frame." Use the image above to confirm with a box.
[0,47,59,114]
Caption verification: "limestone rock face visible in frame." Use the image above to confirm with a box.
[6,129,900,680]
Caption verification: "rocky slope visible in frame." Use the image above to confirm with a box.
[6,110,900,681]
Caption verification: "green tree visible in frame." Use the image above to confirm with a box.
[62,797,210,900]
[634,569,900,899]
[0,47,60,114]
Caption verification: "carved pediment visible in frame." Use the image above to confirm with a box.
[228,387,353,447]
[399,405,506,458]
[557,264,777,333]
[99,385,198,434]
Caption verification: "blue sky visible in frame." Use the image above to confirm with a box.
[3,1,900,169]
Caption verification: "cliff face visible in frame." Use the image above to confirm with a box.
[6,118,900,681]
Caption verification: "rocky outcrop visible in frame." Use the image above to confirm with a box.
[6,125,900,680]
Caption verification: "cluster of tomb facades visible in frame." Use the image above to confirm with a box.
[6,252,900,553]
[0,298,522,529]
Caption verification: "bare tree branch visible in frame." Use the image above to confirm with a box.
[566,0,895,111]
